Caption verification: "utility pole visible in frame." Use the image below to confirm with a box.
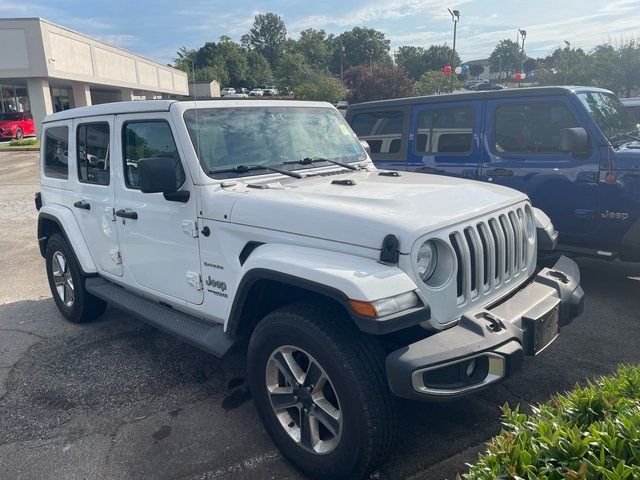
[519,29,527,87]
[564,40,571,85]
[448,8,460,93]
[340,43,345,78]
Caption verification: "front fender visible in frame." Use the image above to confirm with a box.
[38,205,97,274]
[227,243,424,335]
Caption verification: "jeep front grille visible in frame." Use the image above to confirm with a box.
[449,206,532,303]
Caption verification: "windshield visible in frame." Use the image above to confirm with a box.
[0,113,22,121]
[184,106,366,177]
[577,91,637,143]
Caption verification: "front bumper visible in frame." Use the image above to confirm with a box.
[386,255,584,401]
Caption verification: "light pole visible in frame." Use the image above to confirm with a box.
[340,43,345,78]
[519,29,527,86]
[563,40,571,85]
[448,8,460,93]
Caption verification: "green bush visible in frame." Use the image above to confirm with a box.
[8,138,40,147]
[464,364,640,480]
[294,74,346,104]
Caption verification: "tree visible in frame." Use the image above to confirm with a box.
[424,44,461,72]
[536,47,592,86]
[591,40,640,97]
[294,74,346,103]
[395,46,428,80]
[344,65,416,103]
[417,70,459,95]
[295,28,331,72]
[331,27,391,73]
[276,52,312,90]
[489,39,521,80]
[216,36,249,87]
[194,42,219,69]
[174,47,198,71]
[468,63,485,78]
[242,12,287,68]
[246,51,273,87]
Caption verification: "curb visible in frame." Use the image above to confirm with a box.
[0,147,40,152]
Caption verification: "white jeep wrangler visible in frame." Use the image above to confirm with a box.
[36,100,584,479]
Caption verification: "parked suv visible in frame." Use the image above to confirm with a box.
[347,87,640,261]
[36,100,583,479]
[0,111,35,140]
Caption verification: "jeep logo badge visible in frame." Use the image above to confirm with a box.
[205,276,227,291]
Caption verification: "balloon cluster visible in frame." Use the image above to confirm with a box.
[442,65,469,75]
[514,72,527,81]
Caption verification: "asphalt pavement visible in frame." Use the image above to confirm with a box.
[1,151,639,480]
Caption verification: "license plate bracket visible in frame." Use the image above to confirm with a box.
[522,300,560,355]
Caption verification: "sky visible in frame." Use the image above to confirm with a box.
[1,0,639,64]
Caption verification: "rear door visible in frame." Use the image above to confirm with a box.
[72,116,122,277]
[480,97,600,237]
[348,106,410,171]
[406,100,482,179]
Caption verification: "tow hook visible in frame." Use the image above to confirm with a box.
[547,270,569,284]
[480,312,506,332]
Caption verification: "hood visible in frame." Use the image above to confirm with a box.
[614,142,640,171]
[224,170,528,253]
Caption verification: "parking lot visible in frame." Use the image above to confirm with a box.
[1,150,639,480]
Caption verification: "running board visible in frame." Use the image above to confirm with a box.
[85,277,236,357]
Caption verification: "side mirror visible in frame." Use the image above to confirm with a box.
[559,127,589,155]
[138,157,178,194]
[360,140,372,157]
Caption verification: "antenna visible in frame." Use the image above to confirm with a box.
[191,61,201,161]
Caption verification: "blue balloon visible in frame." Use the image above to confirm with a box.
[461,65,469,74]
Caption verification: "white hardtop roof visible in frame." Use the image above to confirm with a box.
[43,99,335,123]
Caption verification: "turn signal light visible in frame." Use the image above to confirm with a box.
[348,300,378,318]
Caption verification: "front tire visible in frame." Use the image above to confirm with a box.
[45,233,107,323]
[15,127,23,140]
[248,301,397,480]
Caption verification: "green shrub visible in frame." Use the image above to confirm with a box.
[8,138,40,147]
[464,364,640,480]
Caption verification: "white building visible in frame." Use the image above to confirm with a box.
[0,18,189,136]
[188,80,221,99]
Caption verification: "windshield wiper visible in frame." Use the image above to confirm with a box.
[284,157,362,171]
[610,131,640,145]
[210,164,302,179]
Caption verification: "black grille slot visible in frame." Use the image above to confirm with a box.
[477,224,490,286]
[450,233,464,298]
[463,228,477,293]
[488,219,501,280]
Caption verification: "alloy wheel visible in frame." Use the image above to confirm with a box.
[265,345,343,455]
[52,251,74,307]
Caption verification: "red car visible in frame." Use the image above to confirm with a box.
[0,112,35,140]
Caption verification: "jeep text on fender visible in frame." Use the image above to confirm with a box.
[36,100,584,480]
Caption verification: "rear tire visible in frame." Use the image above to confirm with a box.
[15,127,23,140]
[45,233,107,323]
[248,300,397,480]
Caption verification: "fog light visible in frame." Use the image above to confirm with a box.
[466,359,477,377]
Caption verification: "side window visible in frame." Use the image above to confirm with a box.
[415,107,474,155]
[350,110,404,157]
[494,102,579,154]
[122,121,185,190]
[77,122,110,186]
[43,126,69,179]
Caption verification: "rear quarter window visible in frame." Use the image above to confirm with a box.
[43,126,69,179]
[349,109,406,159]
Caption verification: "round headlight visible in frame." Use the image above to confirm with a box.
[416,240,437,282]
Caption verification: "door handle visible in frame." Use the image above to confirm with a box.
[73,200,91,210]
[486,168,514,178]
[115,209,138,220]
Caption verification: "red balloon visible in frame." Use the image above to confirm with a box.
[514,72,522,81]
[443,65,452,75]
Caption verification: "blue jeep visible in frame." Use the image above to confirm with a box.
[346,87,640,261]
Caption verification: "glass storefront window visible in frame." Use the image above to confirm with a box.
[52,87,71,112]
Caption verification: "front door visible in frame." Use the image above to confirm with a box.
[407,100,482,179]
[114,113,203,305]
[72,116,122,277]
[480,97,600,239]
